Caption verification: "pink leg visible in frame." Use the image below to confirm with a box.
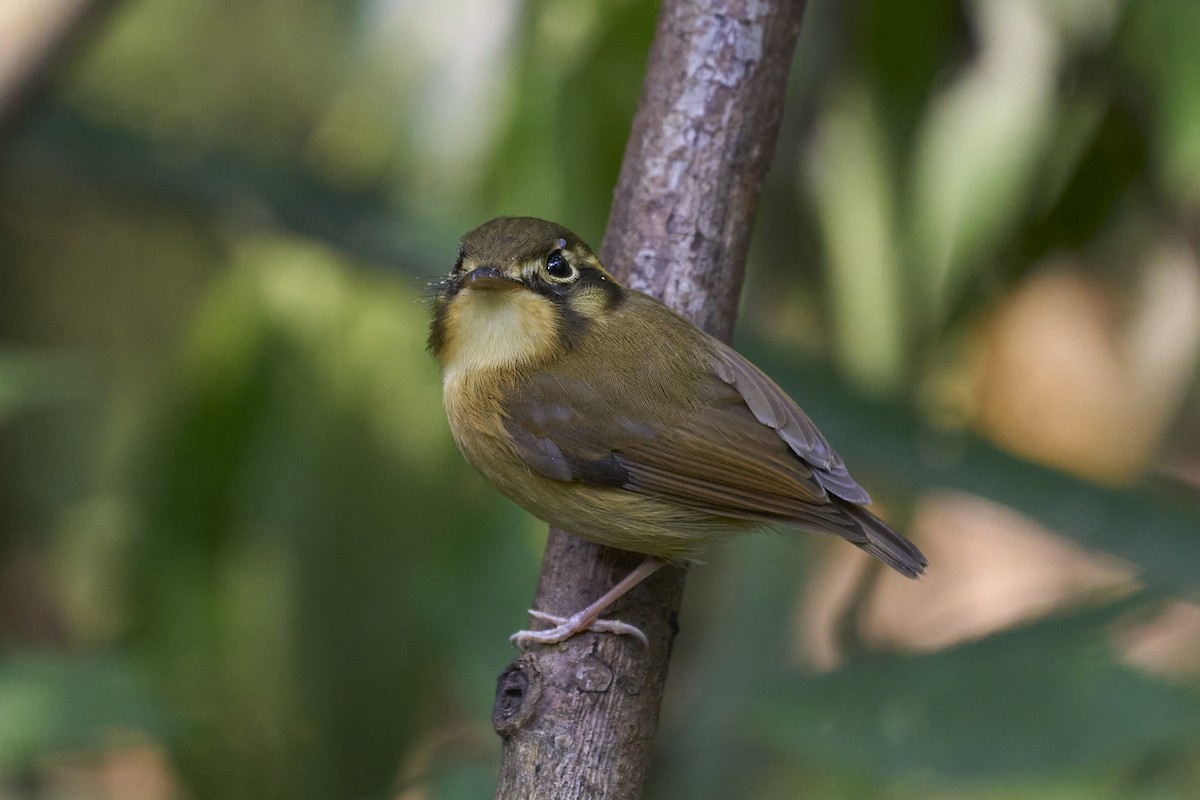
[510,557,668,649]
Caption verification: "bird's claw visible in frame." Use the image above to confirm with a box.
[510,608,649,649]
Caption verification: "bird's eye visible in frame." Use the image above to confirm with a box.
[545,250,573,280]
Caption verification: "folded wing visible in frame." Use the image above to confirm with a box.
[502,343,926,577]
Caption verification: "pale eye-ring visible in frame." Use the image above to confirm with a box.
[545,249,573,279]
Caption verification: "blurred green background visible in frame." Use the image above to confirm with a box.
[2,0,1200,798]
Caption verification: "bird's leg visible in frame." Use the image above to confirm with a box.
[510,557,668,649]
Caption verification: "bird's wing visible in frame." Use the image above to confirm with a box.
[502,348,926,576]
[502,344,863,521]
[707,340,871,504]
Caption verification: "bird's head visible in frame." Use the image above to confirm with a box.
[428,217,624,374]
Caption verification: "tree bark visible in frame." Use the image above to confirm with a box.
[493,1,808,797]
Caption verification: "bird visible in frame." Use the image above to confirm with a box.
[428,216,926,647]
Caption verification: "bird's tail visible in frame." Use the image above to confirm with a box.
[839,501,927,578]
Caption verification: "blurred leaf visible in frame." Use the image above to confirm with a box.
[66,0,351,155]
[1119,0,1200,208]
[750,348,1200,593]
[426,758,497,800]
[752,598,1200,779]
[8,106,450,272]
[647,537,815,800]
[1015,97,1144,263]
[907,1,1064,322]
[0,654,165,769]
[807,79,908,392]
[860,0,967,147]
[127,239,523,800]
[481,0,655,236]
[0,351,90,422]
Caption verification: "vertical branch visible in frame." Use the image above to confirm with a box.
[603,0,806,338]
[493,1,808,798]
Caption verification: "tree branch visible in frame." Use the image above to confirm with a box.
[493,1,808,797]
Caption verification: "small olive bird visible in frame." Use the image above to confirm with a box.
[429,217,926,647]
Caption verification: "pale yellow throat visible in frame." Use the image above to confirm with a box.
[440,287,559,383]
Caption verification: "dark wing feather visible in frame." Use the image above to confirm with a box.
[710,340,871,504]
[502,340,926,577]
[504,370,833,516]
[615,402,830,514]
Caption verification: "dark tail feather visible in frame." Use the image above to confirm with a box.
[840,502,927,578]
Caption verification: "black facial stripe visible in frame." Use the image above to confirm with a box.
[529,278,571,302]
[540,266,622,352]
[433,271,464,302]
[426,271,466,355]
[554,303,592,352]
[427,294,449,355]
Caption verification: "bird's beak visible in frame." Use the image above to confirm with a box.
[465,266,524,291]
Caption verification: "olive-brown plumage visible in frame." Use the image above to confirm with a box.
[430,217,926,646]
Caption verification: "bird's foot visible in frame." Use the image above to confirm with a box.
[510,609,649,649]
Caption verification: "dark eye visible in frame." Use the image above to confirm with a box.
[545,250,573,279]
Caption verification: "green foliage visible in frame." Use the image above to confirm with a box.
[0,353,90,423]
[756,598,1200,780]
[1,0,1198,798]
[479,0,657,236]
[747,351,1200,593]
[0,655,165,770]
[123,241,532,799]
